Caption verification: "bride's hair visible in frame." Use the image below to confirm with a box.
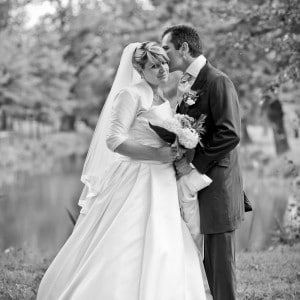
[132,41,169,74]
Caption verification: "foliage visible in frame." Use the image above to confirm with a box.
[0,0,299,136]
[212,0,300,114]
[0,5,75,124]
[281,176,300,244]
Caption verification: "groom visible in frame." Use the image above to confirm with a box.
[162,25,245,300]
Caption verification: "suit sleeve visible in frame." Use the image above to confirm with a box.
[192,75,241,174]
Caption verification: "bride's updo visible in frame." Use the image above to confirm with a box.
[132,41,169,74]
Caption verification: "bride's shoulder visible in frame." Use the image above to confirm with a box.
[116,81,153,109]
[114,84,144,110]
[122,81,151,99]
[129,81,149,94]
[119,82,142,96]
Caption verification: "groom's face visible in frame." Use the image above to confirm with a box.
[161,33,183,72]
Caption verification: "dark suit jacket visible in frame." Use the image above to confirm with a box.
[177,62,245,234]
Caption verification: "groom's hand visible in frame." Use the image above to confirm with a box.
[174,157,193,179]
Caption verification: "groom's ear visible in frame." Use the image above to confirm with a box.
[180,42,190,58]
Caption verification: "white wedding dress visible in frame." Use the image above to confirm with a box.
[37,81,208,300]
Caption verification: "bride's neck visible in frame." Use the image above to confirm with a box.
[144,80,162,99]
[147,83,159,95]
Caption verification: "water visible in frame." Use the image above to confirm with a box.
[0,156,288,254]
[0,156,84,255]
[236,175,289,251]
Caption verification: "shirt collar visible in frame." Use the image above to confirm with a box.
[185,55,207,78]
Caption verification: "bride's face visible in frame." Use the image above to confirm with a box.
[141,60,169,86]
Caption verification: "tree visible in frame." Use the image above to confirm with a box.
[261,95,290,154]
[151,0,299,153]
[0,0,11,30]
[1,0,298,142]
[210,0,299,153]
[0,2,75,131]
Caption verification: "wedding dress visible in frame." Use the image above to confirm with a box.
[37,81,208,300]
[37,43,209,300]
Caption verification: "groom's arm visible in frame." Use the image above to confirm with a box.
[192,75,241,174]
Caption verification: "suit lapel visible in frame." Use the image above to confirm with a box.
[177,62,210,116]
[177,61,213,116]
[191,61,210,92]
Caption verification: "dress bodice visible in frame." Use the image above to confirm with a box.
[128,101,173,148]
[106,81,174,151]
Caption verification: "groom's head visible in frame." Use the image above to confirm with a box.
[161,25,202,72]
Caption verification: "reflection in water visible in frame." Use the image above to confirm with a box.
[236,177,288,251]
[0,156,83,255]
[0,156,288,254]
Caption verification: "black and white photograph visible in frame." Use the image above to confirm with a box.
[0,0,299,299]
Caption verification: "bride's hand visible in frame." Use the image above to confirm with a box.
[176,146,187,160]
[157,145,178,163]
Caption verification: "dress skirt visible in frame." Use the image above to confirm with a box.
[37,159,207,300]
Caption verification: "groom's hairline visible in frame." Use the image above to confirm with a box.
[162,24,196,37]
[161,25,203,57]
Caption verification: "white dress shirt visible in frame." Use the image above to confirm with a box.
[177,55,207,104]
[185,54,207,82]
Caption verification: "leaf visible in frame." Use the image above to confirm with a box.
[149,122,176,144]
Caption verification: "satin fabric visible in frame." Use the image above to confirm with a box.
[37,82,207,300]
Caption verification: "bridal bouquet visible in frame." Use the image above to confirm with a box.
[149,113,206,150]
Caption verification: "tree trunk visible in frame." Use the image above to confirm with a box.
[0,109,7,130]
[0,1,11,30]
[271,121,290,155]
[266,99,290,155]
[60,114,76,131]
[241,119,252,145]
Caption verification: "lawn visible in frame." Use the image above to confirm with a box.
[0,243,299,300]
[236,243,300,299]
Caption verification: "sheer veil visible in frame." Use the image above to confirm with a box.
[78,42,141,214]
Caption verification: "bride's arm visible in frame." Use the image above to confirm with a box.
[106,89,177,163]
[116,140,177,162]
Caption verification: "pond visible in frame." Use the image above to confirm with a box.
[0,156,289,255]
[236,171,289,251]
[0,155,84,255]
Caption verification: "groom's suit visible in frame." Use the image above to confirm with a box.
[177,60,245,300]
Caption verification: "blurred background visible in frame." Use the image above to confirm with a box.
[0,0,299,257]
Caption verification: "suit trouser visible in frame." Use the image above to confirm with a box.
[204,231,236,300]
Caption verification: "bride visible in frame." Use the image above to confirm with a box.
[37,41,209,300]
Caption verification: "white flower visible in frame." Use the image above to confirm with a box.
[160,117,181,133]
[178,128,199,149]
[151,113,206,149]
[185,99,196,106]
[182,90,199,106]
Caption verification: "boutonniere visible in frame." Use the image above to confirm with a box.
[182,89,200,106]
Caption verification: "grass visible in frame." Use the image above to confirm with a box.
[0,244,299,300]
[236,244,300,299]
[0,248,50,300]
